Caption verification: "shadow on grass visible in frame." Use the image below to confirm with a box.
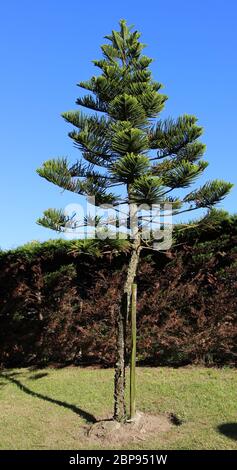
[29,373,49,380]
[217,423,237,441]
[0,372,96,424]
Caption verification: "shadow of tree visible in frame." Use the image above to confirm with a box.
[0,372,96,424]
[217,423,237,441]
[29,373,48,380]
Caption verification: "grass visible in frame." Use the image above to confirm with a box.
[0,366,236,450]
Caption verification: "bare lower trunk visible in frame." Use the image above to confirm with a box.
[130,283,137,420]
[113,238,141,422]
[113,300,126,422]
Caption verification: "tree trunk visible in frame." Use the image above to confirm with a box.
[130,283,137,420]
[114,300,126,422]
[113,237,141,422]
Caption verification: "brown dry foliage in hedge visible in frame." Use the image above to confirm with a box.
[0,216,237,368]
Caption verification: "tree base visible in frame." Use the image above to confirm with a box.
[86,412,172,445]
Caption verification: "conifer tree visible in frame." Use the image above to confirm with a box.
[37,20,233,422]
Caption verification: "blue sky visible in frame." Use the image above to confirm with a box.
[0,0,236,249]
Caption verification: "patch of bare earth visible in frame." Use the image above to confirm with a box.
[83,412,173,445]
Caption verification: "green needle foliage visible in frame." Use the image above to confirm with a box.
[37,20,233,422]
[37,21,232,232]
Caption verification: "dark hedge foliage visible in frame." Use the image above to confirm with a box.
[0,214,237,368]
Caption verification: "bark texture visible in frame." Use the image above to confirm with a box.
[113,301,126,422]
[113,237,141,422]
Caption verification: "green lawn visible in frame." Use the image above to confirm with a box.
[0,366,236,450]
